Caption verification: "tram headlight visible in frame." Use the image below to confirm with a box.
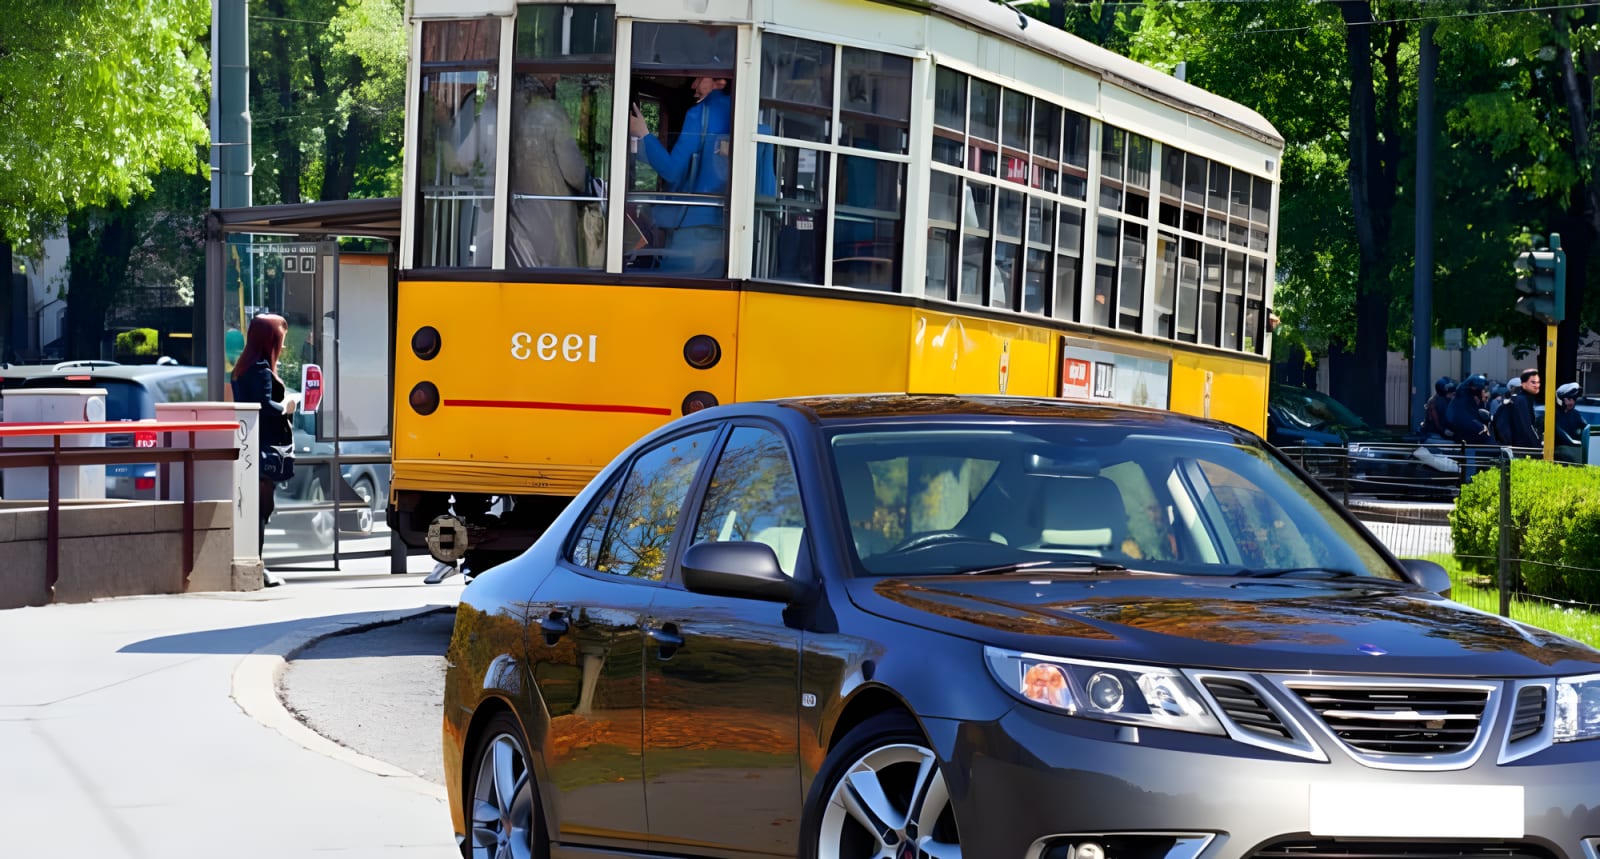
[409,381,441,416]
[683,334,721,369]
[411,326,442,361]
[682,391,719,415]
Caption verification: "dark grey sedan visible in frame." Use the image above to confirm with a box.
[442,394,1600,859]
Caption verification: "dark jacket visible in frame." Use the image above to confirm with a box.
[1556,406,1587,448]
[1497,390,1541,448]
[1446,391,1491,444]
[231,360,291,447]
[1420,394,1453,438]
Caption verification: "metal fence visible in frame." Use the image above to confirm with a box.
[1348,452,1600,623]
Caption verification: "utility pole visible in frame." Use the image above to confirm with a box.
[206,0,252,398]
[1410,22,1437,437]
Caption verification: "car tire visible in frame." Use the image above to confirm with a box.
[353,475,380,513]
[462,710,548,859]
[301,477,335,550]
[799,711,962,859]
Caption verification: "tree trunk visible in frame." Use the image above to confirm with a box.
[264,0,301,204]
[65,207,138,360]
[0,239,15,363]
[1333,0,1397,427]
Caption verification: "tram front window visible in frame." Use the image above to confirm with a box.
[508,4,614,271]
[624,23,737,278]
[416,19,500,269]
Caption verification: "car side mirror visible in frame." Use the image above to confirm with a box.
[681,541,797,603]
[1399,558,1452,597]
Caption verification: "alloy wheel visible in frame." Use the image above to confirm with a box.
[817,742,961,859]
[468,730,536,859]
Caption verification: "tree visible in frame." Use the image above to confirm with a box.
[0,0,208,358]
[250,0,406,203]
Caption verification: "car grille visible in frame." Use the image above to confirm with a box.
[1287,684,1489,755]
[1250,840,1555,859]
[1203,677,1294,741]
[1508,685,1546,743]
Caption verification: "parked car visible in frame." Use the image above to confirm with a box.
[15,363,208,498]
[1267,383,1460,498]
[270,404,391,548]
[443,393,1600,858]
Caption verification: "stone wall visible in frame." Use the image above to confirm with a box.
[0,500,252,609]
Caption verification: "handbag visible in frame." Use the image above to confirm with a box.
[262,443,296,483]
[260,406,296,483]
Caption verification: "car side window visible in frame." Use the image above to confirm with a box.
[572,428,718,580]
[691,426,806,576]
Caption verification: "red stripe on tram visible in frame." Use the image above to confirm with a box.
[444,399,674,417]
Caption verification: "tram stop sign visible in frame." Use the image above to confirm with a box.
[300,364,324,414]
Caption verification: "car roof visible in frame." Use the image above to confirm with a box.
[20,364,205,385]
[763,393,1244,435]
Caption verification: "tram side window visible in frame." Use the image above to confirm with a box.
[508,4,615,271]
[625,23,737,278]
[832,48,910,292]
[416,19,500,269]
[755,33,834,284]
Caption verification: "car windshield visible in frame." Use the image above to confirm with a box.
[829,422,1398,580]
[1271,385,1373,431]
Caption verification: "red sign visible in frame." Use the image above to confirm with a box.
[134,431,158,449]
[1061,358,1091,399]
[300,364,324,414]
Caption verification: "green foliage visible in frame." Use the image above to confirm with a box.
[252,0,406,201]
[1450,459,1600,602]
[115,328,160,357]
[1420,553,1600,649]
[0,0,209,244]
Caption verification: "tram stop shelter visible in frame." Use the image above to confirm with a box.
[205,198,405,571]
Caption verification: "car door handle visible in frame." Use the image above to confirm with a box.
[539,609,571,646]
[648,622,684,658]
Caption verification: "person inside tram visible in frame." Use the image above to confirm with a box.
[508,74,595,269]
[627,74,732,275]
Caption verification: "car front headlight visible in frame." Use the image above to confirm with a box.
[1554,673,1600,742]
[984,647,1223,735]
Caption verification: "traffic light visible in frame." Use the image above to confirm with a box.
[1514,234,1565,324]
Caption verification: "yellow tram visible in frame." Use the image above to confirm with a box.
[391,0,1284,569]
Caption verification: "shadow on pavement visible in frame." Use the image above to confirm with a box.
[118,608,454,657]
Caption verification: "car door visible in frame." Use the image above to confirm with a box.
[524,426,721,852]
[644,422,804,856]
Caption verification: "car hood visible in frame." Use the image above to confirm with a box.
[849,573,1600,677]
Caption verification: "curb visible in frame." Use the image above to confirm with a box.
[230,605,454,800]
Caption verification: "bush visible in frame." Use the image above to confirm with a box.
[114,327,160,357]
[1451,459,1600,601]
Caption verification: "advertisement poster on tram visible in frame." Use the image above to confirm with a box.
[1059,341,1171,409]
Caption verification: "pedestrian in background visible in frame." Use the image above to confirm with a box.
[1555,382,1587,463]
[1496,368,1542,451]
[230,313,297,588]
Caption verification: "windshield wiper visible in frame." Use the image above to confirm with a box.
[1234,567,1408,586]
[961,559,1128,576]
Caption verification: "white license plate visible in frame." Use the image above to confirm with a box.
[1309,783,1524,838]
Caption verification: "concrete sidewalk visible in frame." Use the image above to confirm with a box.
[0,554,465,859]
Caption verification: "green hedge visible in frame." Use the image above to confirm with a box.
[1451,459,1600,603]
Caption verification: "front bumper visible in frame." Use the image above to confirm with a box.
[934,683,1600,859]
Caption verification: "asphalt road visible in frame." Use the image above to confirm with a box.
[279,607,456,786]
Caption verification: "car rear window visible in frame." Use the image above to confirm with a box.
[20,378,153,420]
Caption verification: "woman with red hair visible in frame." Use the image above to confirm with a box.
[231,313,297,587]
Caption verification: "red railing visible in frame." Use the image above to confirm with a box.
[0,420,241,600]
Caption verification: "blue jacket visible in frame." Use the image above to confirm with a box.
[641,89,731,228]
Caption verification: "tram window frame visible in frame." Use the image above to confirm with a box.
[414,18,502,270]
[622,22,739,279]
[506,4,617,272]
[754,32,911,291]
